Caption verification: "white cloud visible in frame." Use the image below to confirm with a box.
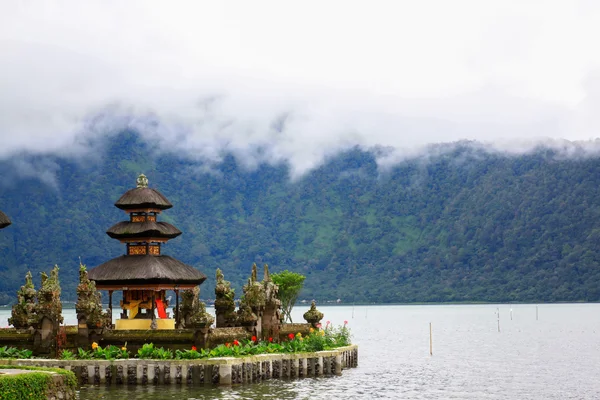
[1,0,600,176]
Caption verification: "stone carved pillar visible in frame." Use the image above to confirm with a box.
[215,269,238,327]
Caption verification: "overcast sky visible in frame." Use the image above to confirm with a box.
[2,1,600,176]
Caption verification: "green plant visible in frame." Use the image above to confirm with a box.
[325,321,351,347]
[152,347,174,360]
[137,343,173,359]
[59,349,76,360]
[137,343,155,359]
[175,347,209,360]
[304,329,327,351]
[77,348,92,359]
[86,343,129,360]
[0,346,33,359]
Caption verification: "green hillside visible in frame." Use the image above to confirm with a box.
[1,133,600,304]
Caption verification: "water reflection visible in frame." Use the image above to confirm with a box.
[78,378,338,400]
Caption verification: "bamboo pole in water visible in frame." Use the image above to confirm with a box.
[497,307,500,332]
[429,323,433,356]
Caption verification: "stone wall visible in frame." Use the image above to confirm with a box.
[0,344,358,386]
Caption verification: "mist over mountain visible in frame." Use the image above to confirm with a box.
[1,131,600,305]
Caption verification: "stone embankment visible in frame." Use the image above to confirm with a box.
[1,344,358,386]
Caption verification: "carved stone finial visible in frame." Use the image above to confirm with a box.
[251,263,258,282]
[303,301,324,328]
[136,173,148,188]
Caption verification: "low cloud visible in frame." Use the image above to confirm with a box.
[2,1,600,179]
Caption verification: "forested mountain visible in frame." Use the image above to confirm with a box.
[1,132,600,304]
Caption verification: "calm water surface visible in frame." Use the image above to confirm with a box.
[3,304,600,399]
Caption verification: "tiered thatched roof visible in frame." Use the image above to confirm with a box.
[115,187,172,210]
[106,221,181,240]
[0,210,11,229]
[89,174,206,288]
[88,255,207,287]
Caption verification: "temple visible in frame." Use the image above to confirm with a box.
[88,174,206,330]
[0,210,11,229]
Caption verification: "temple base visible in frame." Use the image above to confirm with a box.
[115,318,175,330]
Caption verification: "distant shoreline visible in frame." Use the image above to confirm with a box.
[2,300,597,309]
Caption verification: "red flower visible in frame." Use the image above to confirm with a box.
[251,335,257,342]
[288,333,295,340]
[225,342,231,347]
[269,337,273,342]
[233,340,240,346]
[191,346,197,351]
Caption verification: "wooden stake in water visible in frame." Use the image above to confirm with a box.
[497,307,500,332]
[510,308,513,321]
[429,322,433,356]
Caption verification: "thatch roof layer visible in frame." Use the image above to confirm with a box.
[106,221,181,239]
[0,210,11,229]
[115,187,172,210]
[88,255,206,285]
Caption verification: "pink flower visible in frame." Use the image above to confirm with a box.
[344,320,348,325]
[316,323,322,329]
[326,320,331,326]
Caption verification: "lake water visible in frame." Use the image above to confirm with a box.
[2,304,600,399]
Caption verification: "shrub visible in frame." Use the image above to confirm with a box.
[0,365,77,400]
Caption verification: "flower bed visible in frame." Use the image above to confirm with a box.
[58,321,351,361]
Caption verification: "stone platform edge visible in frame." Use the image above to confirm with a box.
[0,344,358,386]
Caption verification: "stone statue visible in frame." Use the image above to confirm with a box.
[214,269,238,327]
[237,296,258,327]
[261,264,282,340]
[136,173,149,188]
[76,263,110,328]
[8,271,38,329]
[242,263,266,311]
[179,286,214,328]
[35,265,64,326]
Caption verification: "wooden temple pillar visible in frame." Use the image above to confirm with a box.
[108,290,113,325]
[175,289,180,329]
[151,291,157,330]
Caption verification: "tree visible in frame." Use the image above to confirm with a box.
[271,270,305,323]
